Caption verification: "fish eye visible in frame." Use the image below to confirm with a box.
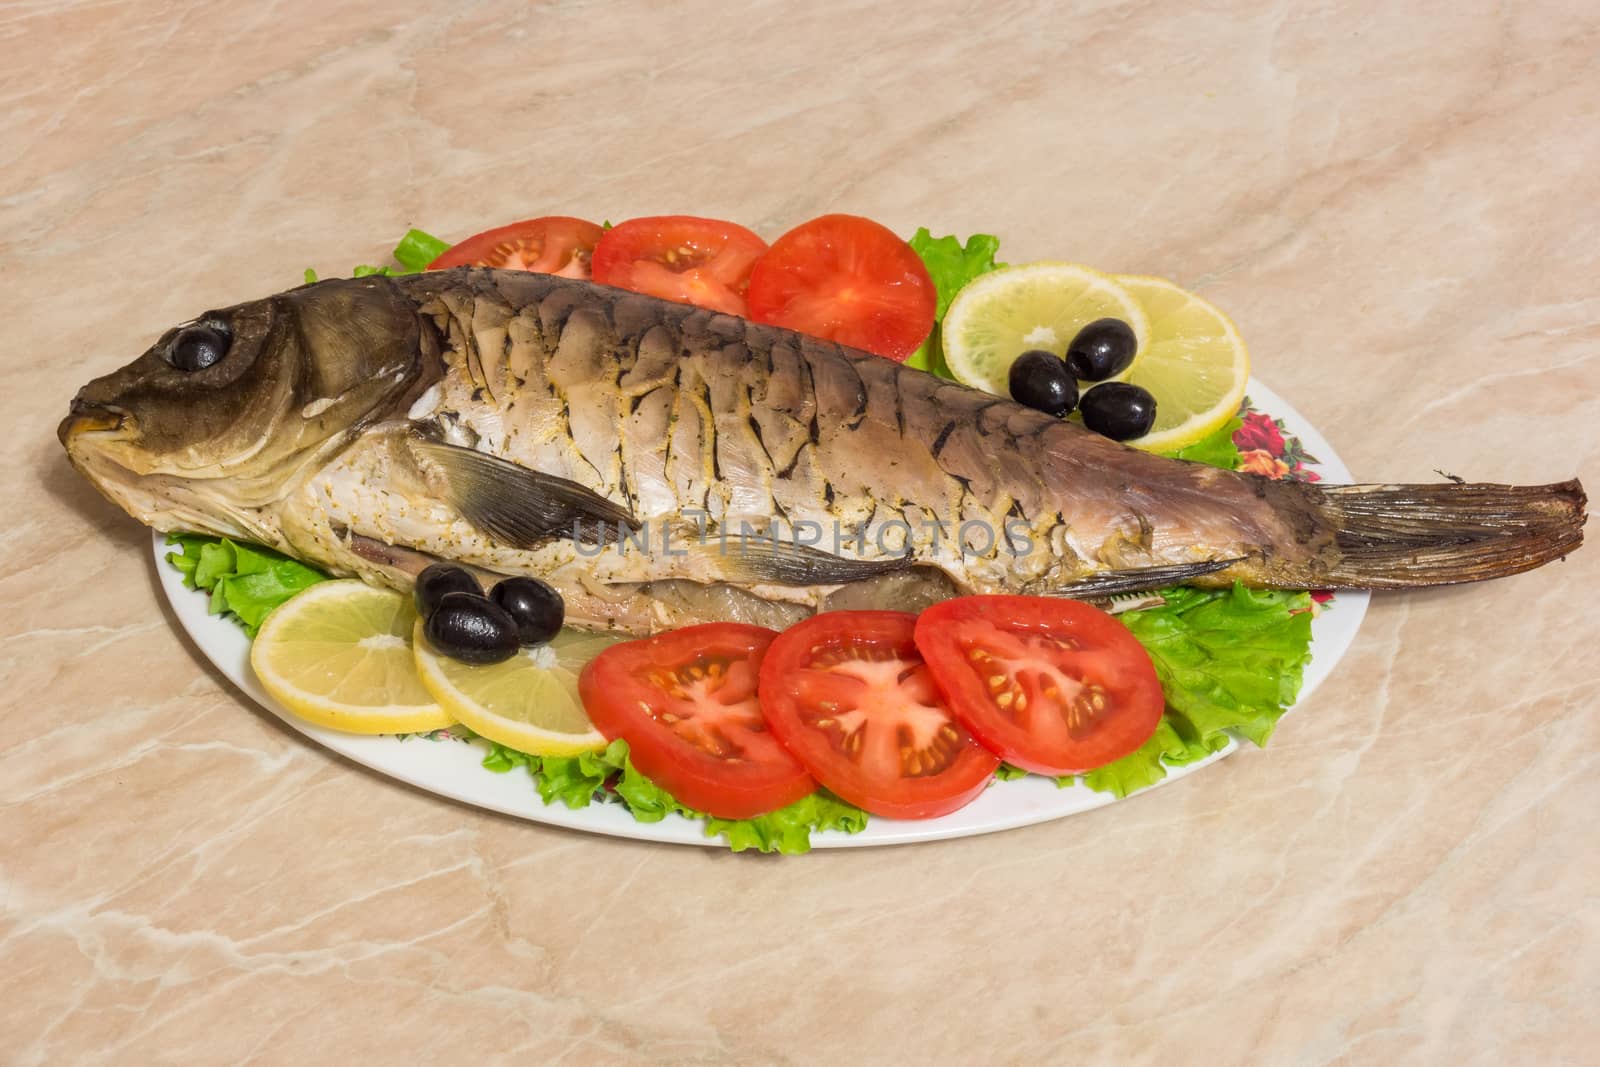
[167,322,232,372]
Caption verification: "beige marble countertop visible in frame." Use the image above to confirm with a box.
[6,2,1598,1063]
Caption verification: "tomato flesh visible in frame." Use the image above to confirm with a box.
[914,597,1164,776]
[578,623,815,819]
[590,215,769,315]
[427,216,604,278]
[758,611,999,819]
[745,213,935,360]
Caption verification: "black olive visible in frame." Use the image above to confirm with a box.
[168,323,232,372]
[1007,349,1078,417]
[425,592,520,665]
[490,577,565,646]
[414,563,483,619]
[1065,319,1137,382]
[1079,382,1158,441]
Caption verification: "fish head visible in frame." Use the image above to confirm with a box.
[59,276,432,538]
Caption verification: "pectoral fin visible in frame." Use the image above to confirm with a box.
[406,437,637,549]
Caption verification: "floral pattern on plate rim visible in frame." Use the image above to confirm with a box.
[1233,397,1335,607]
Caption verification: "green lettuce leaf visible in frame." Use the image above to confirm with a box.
[1123,584,1314,747]
[1169,415,1243,470]
[479,741,535,775]
[302,227,451,283]
[905,228,1004,375]
[479,737,868,854]
[611,760,698,823]
[392,228,450,273]
[164,534,328,636]
[1059,717,1215,799]
[539,745,627,808]
[1057,584,1313,797]
[704,793,868,854]
[479,738,631,809]
[909,228,1004,320]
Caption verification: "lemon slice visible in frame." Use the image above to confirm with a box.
[1112,274,1250,452]
[412,624,620,756]
[250,580,450,735]
[941,262,1150,397]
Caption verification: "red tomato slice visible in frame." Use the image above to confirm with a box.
[577,623,815,819]
[913,597,1164,776]
[427,216,604,278]
[590,215,769,315]
[757,611,999,819]
[745,213,935,361]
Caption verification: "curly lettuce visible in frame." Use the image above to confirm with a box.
[304,228,451,283]
[165,534,327,636]
[1168,414,1243,470]
[480,737,868,854]
[1049,584,1314,799]
[905,228,1004,376]
[391,228,450,272]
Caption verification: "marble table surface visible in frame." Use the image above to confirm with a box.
[5,2,1597,1063]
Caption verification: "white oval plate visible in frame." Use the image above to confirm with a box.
[153,378,1367,849]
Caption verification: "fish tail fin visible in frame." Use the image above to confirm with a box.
[1314,478,1586,587]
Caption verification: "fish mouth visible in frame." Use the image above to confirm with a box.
[58,400,128,447]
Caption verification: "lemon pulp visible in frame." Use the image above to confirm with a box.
[250,580,449,735]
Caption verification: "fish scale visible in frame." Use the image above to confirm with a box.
[411,278,1072,603]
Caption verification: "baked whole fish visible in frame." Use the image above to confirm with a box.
[60,269,1587,633]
